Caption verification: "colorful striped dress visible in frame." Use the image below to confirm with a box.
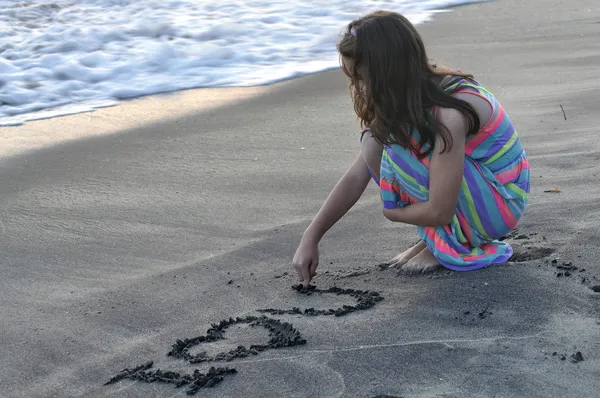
[378,78,530,271]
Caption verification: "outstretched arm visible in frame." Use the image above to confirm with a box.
[294,137,381,287]
[303,153,372,243]
[293,153,373,286]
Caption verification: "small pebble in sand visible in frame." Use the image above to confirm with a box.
[571,351,584,363]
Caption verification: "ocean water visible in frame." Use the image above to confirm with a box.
[0,0,487,126]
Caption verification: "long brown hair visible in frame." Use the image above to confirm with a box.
[337,11,480,158]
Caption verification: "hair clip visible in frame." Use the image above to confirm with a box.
[350,26,356,37]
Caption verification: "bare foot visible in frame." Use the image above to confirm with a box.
[400,247,442,274]
[388,240,426,268]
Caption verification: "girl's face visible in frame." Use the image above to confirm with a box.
[341,56,367,95]
[341,56,354,78]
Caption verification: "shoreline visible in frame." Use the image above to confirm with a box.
[0,1,490,130]
[0,3,489,158]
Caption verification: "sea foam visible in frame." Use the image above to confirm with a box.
[0,0,487,126]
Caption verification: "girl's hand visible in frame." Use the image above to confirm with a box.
[292,237,319,287]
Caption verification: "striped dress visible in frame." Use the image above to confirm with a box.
[379,78,530,271]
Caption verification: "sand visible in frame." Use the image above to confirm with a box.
[1,0,600,397]
[0,86,267,158]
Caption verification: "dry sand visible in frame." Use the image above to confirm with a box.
[0,86,267,158]
[1,0,599,397]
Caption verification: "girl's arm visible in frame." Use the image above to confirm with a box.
[303,154,372,243]
[382,106,467,227]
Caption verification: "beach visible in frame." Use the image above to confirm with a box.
[0,0,484,126]
[1,0,600,396]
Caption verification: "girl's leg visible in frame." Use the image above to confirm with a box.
[381,144,521,272]
[361,130,426,268]
[379,145,443,273]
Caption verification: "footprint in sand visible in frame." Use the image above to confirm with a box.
[501,229,556,263]
[509,246,555,262]
[507,231,600,296]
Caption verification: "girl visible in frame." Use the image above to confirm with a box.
[292,11,530,286]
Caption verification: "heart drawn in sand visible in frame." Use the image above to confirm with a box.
[105,285,385,394]
[167,315,306,364]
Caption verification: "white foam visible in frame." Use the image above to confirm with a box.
[0,0,488,126]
